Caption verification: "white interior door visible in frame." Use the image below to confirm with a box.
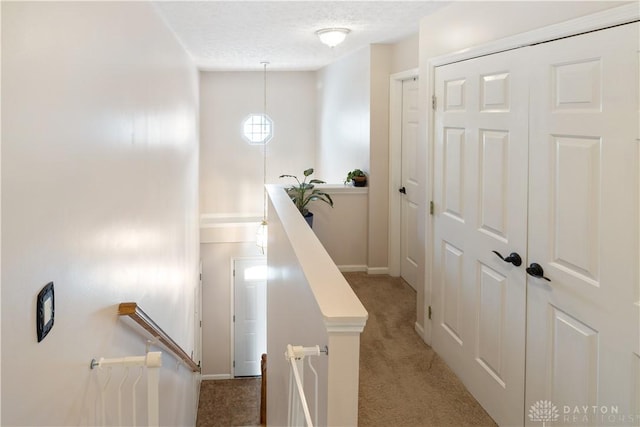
[233,257,267,377]
[432,47,529,427]
[400,77,420,290]
[525,23,640,424]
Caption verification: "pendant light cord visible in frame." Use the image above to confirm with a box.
[262,61,268,223]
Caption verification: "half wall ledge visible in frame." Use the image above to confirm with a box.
[266,184,368,427]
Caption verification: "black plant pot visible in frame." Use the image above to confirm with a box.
[353,176,367,187]
[304,212,314,228]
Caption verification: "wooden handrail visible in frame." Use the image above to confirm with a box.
[118,302,200,373]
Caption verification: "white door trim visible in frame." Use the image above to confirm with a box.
[196,259,203,366]
[229,258,235,376]
[389,67,419,277]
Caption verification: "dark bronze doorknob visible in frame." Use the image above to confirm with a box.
[526,263,551,281]
[492,251,522,267]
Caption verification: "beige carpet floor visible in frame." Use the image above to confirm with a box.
[196,377,261,427]
[196,272,496,427]
[345,272,496,427]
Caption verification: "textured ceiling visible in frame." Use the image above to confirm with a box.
[153,1,448,71]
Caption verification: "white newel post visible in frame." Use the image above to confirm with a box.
[326,325,365,427]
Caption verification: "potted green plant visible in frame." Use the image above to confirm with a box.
[280,168,334,227]
[345,169,367,187]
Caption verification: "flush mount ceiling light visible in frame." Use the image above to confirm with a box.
[315,28,350,47]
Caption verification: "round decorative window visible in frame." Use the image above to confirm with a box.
[242,114,273,144]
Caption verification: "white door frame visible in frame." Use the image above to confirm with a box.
[389,67,419,277]
[195,259,203,368]
[230,256,267,377]
[424,2,638,344]
[194,259,203,410]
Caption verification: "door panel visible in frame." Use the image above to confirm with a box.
[525,23,639,423]
[443,127,466,222]
[442,241,464,344]
[233,258,267,377]
[549,307,598,407]
[477,263,507,386]
[479,130,509,240]
[552,136,601,282]
[433,47,529,426]
[401,77,420,290]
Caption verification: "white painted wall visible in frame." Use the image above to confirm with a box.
[310,186,368,270]
[198,71,318,377]
[390,33,419,74]
[266,185,367,427]
[199,242,264,377]
[415,0,627,336]
[199,71,317,217]
[315,45,394,271]
[316,47,371,184]
[1,2,200,425]
[1,4,3,420]
[368,45,392,271]
[267,201,330,427]
[197,33,424,379]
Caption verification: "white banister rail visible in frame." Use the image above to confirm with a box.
[90,351,162,427]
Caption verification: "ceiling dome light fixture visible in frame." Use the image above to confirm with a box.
[316,28,350,47]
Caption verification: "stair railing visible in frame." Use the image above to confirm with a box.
[118,302,200,372]
[90,302,200,426]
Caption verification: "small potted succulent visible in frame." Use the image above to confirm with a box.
[345,169,367,187]
[280,168,334,227]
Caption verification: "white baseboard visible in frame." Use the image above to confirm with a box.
[201,374,232,381]
[367,267,389,275]
[338,265,368,272]
[414,322,425,340]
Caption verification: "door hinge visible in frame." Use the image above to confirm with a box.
[428,305,432,320]
[432,95,437,110]
[429,201,434,215]
[199,320,202,327]
[233,360,235,368]
[233,315,235,322]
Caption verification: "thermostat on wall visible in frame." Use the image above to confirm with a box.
[37,282,55,342]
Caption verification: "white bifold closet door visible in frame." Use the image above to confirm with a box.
[433,42,529,427]
[432,22,639,427]
[525,23,639,425]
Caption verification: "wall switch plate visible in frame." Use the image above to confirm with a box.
[37,282,55,342]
